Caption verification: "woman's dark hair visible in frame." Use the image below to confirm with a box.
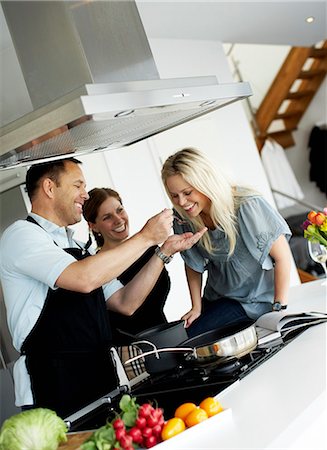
[25,158,81,201]
[83,188,122,248]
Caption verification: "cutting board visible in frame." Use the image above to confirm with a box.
[58,431,92,450]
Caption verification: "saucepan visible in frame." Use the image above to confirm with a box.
[118,320,188,374]
[125,320,257,374]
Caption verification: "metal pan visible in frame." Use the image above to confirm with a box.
[119,320,188,374]
[125,321,257,370]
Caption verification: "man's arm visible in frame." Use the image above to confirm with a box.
[107,228,207,315]
[56,209,173,293]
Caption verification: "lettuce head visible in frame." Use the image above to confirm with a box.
[0,408,68,450]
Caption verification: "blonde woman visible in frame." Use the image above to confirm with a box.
[162,148,292,337]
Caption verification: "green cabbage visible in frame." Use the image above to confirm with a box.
[0,408,68,450]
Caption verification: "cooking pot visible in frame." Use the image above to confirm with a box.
[125,321,257,372]
[124,320,188,374]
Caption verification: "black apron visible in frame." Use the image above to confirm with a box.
[21,216,118,418]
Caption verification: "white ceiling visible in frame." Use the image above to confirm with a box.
[136,1,327,46]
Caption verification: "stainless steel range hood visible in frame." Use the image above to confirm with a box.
[0,1,252,170]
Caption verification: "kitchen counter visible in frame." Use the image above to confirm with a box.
[154,279,327,450]
[63,280,326,449]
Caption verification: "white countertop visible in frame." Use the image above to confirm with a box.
[155,279,327,450]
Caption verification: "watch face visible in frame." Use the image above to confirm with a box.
[273,302,282,311]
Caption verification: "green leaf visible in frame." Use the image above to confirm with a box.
[122,409,138,428]
[119,394,133,412]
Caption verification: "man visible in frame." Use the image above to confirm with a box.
[0,158,206,418]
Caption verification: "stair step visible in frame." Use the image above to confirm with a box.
[267,130,296,149]
[286,89,315,99]
[298,68,326,79]
[275,111,302,119]
[310,47,327,58]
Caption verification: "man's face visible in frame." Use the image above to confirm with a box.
[52,161,89,226]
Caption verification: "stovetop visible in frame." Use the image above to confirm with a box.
[68,329,304,431]
[130,342,284,417]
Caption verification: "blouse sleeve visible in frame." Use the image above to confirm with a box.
[173,212,206,273]
[238,196,291,270]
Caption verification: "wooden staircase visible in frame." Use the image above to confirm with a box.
[255,40,327,151]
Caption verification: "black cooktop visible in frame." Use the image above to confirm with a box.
[68,329,305,431]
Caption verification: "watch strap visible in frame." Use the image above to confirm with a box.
[155,246,173,264]
[273,301,288,311]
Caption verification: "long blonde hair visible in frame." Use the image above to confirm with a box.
[161,148,256,255]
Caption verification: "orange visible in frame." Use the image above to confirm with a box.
[199,397,224,417]
[174,402,197,421]
[161,417,186,441]
[184,407,208,427]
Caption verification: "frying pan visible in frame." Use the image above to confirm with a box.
[125,321,257,372]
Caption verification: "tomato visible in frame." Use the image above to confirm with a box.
[174,402,197,421]
[185,407,208,427]
[199,397,224,417]
[161,417,186,441]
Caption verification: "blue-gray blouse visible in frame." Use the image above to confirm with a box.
[173,195,291,320]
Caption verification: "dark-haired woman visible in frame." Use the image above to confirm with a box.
[83,188,171,373]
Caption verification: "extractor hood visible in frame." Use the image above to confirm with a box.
[0,1,252,170]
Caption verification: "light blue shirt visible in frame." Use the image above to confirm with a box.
[0,213,123,406]
[173,195,291,320]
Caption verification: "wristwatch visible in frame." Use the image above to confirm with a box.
[155,246,173,264]
[272,301,288,312]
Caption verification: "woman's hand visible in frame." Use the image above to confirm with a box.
[161,228,207,256]
[182,307,202,328]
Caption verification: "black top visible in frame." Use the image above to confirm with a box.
[308,126,327,195]
[109,246,171,345]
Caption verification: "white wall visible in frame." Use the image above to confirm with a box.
[283,77,327,216]
[226,43,327,218]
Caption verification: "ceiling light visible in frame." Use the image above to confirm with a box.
[306,16,315,24]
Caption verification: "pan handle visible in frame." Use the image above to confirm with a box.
[124,347,196,365]
[117,328,139,340]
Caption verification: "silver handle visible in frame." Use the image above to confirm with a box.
[63,387,124,429]
[124,347,195,365]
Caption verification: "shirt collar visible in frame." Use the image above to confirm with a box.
[29,213,75,245]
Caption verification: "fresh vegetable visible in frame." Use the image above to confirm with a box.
[0,408,67,450]
[161,417,186,441]
[174,402,197,421]
[184,407,208,427]
[199,397,224,417]
[81,395,165,449]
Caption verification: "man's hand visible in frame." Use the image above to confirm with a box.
[140,208,173,246]
[161,228,208,256]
